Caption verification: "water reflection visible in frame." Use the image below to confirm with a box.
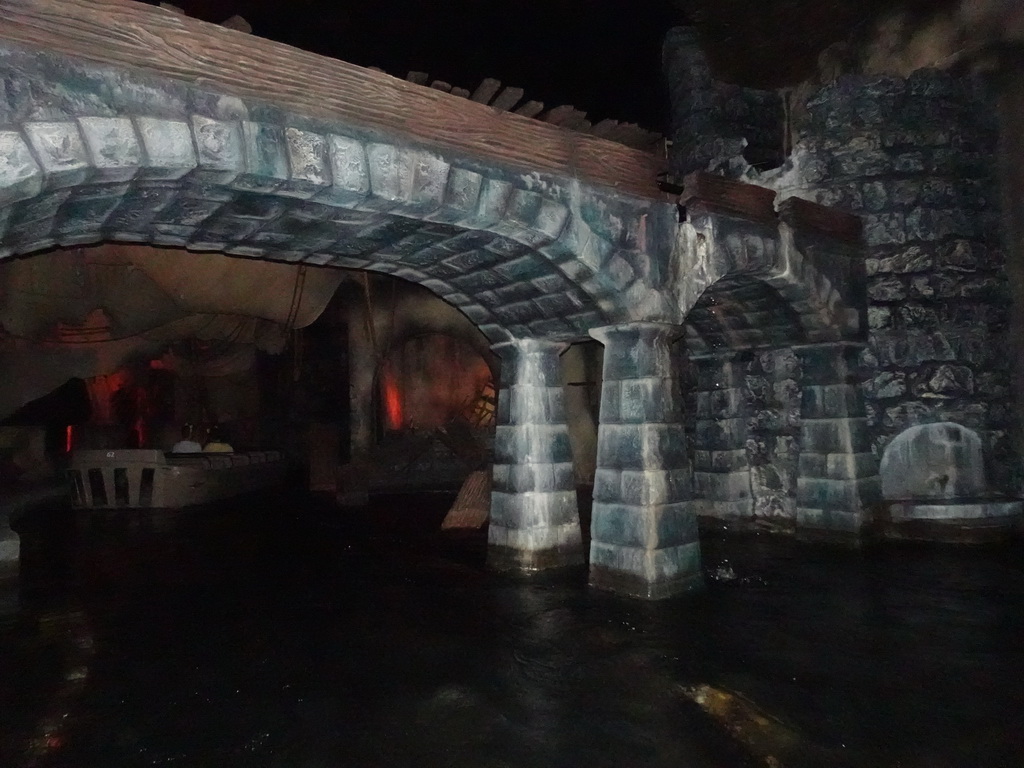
[1,500,1023,767]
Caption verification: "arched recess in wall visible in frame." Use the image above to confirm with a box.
[683,273,811,528]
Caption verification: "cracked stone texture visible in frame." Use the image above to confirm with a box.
[789,70,1016,495]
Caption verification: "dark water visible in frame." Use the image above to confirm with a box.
[2,494,1024,768]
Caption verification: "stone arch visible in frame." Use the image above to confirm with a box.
[677,210,857,354]
[0,112,659,346]
[676,198,873,537]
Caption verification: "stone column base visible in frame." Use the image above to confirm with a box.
[487,534,585,572]
[590,564,703,600]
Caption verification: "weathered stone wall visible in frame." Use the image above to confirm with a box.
[689,348,803,531]
[663,27,785,179]
[783,70,1017,494]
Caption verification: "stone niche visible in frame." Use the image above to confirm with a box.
[879,422,1022,541]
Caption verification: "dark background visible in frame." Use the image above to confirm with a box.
[133,0,961,129]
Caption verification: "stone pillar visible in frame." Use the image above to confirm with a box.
[795,342,880,541]
[487,339,582,572]
[588,323,701,599]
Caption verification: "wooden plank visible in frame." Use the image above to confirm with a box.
[542,104,577,125]
[513,100,544,118]
[0,0,665,199]
[220,14,251,33]
[470,77,502,104]
[681,172,778,224]
[560,110,590,131]
[777,196,863,243]
[590,119,619,138]
[489,86,523,112]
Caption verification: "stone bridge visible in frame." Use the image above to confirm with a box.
[0,0,875,598]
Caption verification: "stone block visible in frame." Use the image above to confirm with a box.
[693,470,751,501]
[280,127,331,198]
[440,166,483,218]
[596,422,688,471]
[235,121,288,192]
[693,417,746,451]
[135,118,196,179]
[505,385,565,428]
[598,380,621,424]
[533,291,583,318]
[489,490,579,530]
[492,459,575,495]
[488,521,583,568]
[493,424,573,466]
[472,178,513,229]
[591,500,696,549]
[191,116,244,182]
[494,343,564,389]
[77,117,141,182]
[826,452,879,481]
[618,468,692,506]
[797,476,881,511]
[0,131,42,206]
[863,213,906,246]
[596,326,677,381]
[617,378,682,424]
[492,254,544,283]
[797,451,828,479]
[695,386,745,419]
[533,198,569,240]
[589,540,702,599]
[694,448,749,473]
[802,384,864,419]
[695,498,754,519]
[23,121,91,188]
[406,149,449,210]
[867,275,906,302]
[801,417,871,454]
[53,191,124,236]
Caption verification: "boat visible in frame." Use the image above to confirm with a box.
[67,448,287,510]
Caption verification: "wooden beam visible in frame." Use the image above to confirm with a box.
[470,77,502,104]
[777,197,862,243]
[681,172,778,225]
[0,0,665,200]
[488,86,523,112]
[513,100,544,118]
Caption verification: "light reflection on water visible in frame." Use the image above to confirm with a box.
[2,496,1023,768]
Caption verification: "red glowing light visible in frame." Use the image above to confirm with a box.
[65,425,73,453]
[381,364,404,430]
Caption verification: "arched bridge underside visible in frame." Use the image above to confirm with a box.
[0,0,875,599]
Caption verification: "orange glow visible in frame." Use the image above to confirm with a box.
[65,425,73,453]
[378,335,494,432]
[381,363,404,430]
